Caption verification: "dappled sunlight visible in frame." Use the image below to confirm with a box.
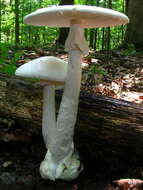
[93,72,143,103]
[81,52,143,104]
[15,49,143,104]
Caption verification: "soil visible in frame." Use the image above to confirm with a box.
[1,49,143,189]
[1,137,143,190]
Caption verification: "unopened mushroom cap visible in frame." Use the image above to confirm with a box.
[15,56,67,84]
[24,5,129,28]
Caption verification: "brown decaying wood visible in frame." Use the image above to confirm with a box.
[0,73,143,164]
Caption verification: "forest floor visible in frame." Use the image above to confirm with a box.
[81,50,143,104]
[0,48,143,190]
[16,48,143,104]
[1,139,143,190]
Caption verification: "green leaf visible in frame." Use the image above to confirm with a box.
[0,43,8,65]
[1,64,16,75]
[90,65,106,75]
[11,51,23,66]
[0,44,23,75]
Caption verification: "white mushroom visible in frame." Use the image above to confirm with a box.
[15,56,69,180]
[23,5,129,181]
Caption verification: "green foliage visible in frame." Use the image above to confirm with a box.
[24,77,40,83]
[90,64,106,75]
[122,44,136,56]
[0,0,127,51]
[0,43,8,65]
[0,43,22,75]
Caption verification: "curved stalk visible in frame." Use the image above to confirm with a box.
[42,85,56,149]
[53,22,89,162]
[54,49,82,161]
[40,22,89,181]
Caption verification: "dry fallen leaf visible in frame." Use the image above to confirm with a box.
[105,179,143,190]
[72,184,78,190]
[139,96,143,100]
[105,184,115,190]
[2,161,13,168]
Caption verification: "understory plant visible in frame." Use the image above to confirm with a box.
[0,43,22,75]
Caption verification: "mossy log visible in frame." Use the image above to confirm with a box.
[0,73,143,164]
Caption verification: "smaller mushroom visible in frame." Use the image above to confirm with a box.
[15,56,67,178]
[15,55,67,145]
[15,56,82,180]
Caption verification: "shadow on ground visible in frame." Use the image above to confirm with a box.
[0,135,143,190]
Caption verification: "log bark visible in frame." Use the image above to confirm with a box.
[0,73,143,164]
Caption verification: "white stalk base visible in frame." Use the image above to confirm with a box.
[40,149,83,181]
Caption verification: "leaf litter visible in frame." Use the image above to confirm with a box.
[4,48,143,189]
[16,49,143,104]
[81,51,143,104]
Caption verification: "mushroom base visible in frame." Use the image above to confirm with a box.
[40,149,83,181]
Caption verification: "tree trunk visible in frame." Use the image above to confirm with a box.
[93,0,100,50]
[0,0,2,43]
[89,29,94,48]
[125,0,143,50]
[102,28,105,50]
[104,0,112,61]
[0,74,143,164]
[56,0,74,47]
[15,0,20,45]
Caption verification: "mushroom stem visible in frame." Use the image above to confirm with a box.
[42,85,56,149]
[40,22,89,181]
[55,49,82,161]
[55,22,89,161]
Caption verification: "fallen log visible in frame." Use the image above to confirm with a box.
[0,73,143,165]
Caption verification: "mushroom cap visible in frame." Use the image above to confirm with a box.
[24,5,129,28]
[15,56,67,84]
